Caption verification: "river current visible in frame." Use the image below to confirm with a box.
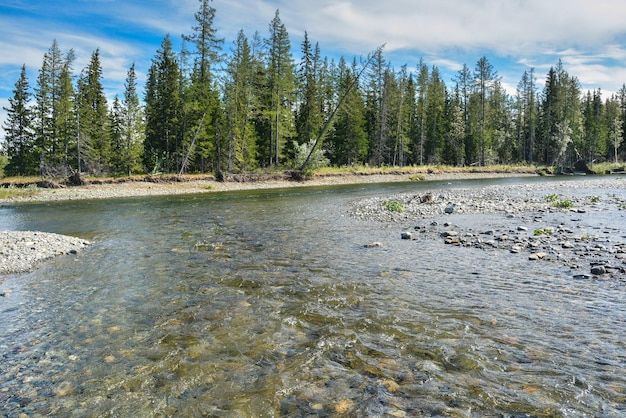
[1,177,625,417]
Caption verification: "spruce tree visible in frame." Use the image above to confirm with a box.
[121,63,144,175]
[364,48,386,167]
[295,32,323,151]
[473,56,498,166]
[180,0,224,174]
[3,65,37,175]
[265,9,296,168]
[34,40,70,173]
[326,58,367,165]
[144,35,181,172]
[57,50,77,168]
[76,49,110,174]
[224,29,263,171]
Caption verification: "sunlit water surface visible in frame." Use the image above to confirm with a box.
[1,177,625,417]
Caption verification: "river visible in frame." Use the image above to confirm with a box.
[1,177,625,417]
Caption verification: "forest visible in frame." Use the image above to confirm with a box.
[2,0,626,178]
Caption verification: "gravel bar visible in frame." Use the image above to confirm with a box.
[0,231,91,275]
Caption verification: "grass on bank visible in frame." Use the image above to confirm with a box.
[0,162,623,190]
[315,164,540,177]
[0,184,40,199]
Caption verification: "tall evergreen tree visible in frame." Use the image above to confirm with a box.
[3,65,37,175]
[423,66,447,163]
[516,68,537,163]
[295,32,324,151]
[414,59,429,165]
[364,48,386,167]
[144,35,181,172]
[453,63,472,165]
[605,95,623,163]
[76,49,110,174]
[34,40,76,173]
[326,57,367,165]
[473,56,498,165]
[224,29,263,171]
[264,10,296,168]
[490,80,514,163]
[539,61,582,166]
[180,0,224,174]
[111,63,144,175]
[56,50,77,168]
[443,87,466,165]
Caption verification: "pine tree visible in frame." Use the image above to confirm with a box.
[605,96,623,163]
[224,30,264,171]
[120,63,144,175]
[3,65,37,175]
[423,66,447,164]
[57,50,77,168]
[516,69,537,163]
[410,59,430,165]
[144,35,181,172]
[364,48,386,167]
[265,9,296,168]
[490,80,514,163]
[444,88,466,165]
[108,96,124,172]
[539,61,582,165]
[295,32,324,150]
[180,0,224,174]
[34,40,74,174]
[76,49,110,174]
[453,64,472,164]
[473,56,498,165]
[326,58,367,166]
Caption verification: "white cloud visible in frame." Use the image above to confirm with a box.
[2,0,626,142]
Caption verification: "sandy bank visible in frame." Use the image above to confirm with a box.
[0,171,536,204]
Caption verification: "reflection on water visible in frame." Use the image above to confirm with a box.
[1,178,626,416]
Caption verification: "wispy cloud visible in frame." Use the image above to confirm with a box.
[2,0,626,139]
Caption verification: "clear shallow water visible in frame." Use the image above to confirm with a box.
[1,177,625,417]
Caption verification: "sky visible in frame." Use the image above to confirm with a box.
[2,0,626,141]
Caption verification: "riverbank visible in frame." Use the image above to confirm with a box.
[0,170,535,276]
[0,231,91,276]
[349,176,626,282]
[0,170,536,203]
[2,171,624,277]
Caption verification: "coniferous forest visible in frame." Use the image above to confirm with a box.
[2,0,626,178]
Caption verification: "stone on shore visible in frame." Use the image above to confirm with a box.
[0,231,91,275]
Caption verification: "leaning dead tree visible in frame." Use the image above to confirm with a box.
[299,44,385,173]
[178,111,207,176]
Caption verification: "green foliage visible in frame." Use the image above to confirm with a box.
[588,195,601,203]
[0,154,8,177]
[0,184,39,199]
[292,140,329,172]
[545,194,573,208]
[382,200,404,213]
[554,199,573,208]
[4,5,626,176]
[534,228,553,236]
[544,194,559,203]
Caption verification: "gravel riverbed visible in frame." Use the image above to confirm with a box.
[1,174,624,279]
[349,177,626,282]
[0,231,90,276]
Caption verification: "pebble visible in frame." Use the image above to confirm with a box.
[349,177,626,282]
[0,231,91,275]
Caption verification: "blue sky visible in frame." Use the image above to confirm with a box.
[2,0,626,140]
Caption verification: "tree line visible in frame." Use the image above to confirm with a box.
[3,0,625,177]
